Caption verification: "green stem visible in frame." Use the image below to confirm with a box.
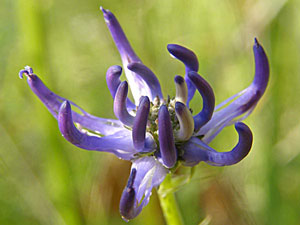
[158,174,184,225]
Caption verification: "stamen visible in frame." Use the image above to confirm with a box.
[174,75,188,104]
[167,44,199,106]
[174,102,194,141]
[127,62,163,101]
[158,105,177,168]
[132,96,150,151]
[187,71,215,132]
[106,65,136,109]
[113,81,135,126]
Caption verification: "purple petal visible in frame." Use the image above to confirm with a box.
[101,7,140,63]
[252,38,269,94]
[187,71,215,132]
[132,96,150,151]
[167,44,199,106]
[119,157,167,220]
[119,168,140,221]
[197,39,269,143]
[21,69,124,136]
[158,105,177,168]
[182,122,253,166]
[106,65,136,110]
[58,101,153,160]
[113,81,135,126]
[127,62,163,101]
[101,7,151,104]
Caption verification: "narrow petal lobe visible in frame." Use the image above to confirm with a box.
[127,62,163,101]
[197,39,269,143]
[101,7,152,104]
[158,105,177,168]
[58,101,143,160]
[188,71,215,132]
[119,168,140,221]
[182,122,253,166]
[113,81,135,126]
[20,66,123,136]
[106,65,136,110]
[252,38,269,94]
[167,44,199,105]
[119,157,167,220]
[132,96,150,151]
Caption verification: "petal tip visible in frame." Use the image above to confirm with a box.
[166,44,176,54]
[107,65,123,79]
[254,37,259,47]
[60,100,70,111]
[174,75,184,85]
[235,122,251,136]
[100,6,108,14]
[126,62,136,70]
[175,101,185,113]
[19,65,33,79]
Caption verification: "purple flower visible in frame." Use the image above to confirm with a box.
[19,7,269,221]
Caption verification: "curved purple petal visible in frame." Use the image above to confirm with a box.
[167,44,199,106]
[58,101,155,160]
[132,96,150,151]
[187,71,215,132]
[20,68,124,136]
[158,105,177,168]
[101,7,151,104]
[120,157,167,220]
[182,122,253,166]
[252,38,269,94]
[127,62,163,101]
[101,7,140,63]
[197,39,269,143]
[106,65,136,110]
[119,168,140,221]
[114,81,135,126]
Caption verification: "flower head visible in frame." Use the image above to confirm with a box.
[19,7,269,221]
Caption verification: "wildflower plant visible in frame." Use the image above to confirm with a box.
[19,6,269,224]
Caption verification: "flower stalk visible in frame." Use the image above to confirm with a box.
[158,174,185,225]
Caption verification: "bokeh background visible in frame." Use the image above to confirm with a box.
[1,0,300,224]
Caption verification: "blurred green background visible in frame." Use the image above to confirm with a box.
[1,0,300,224]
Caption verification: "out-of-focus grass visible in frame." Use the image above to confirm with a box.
[1,0,300,224]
